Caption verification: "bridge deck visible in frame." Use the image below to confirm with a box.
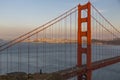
[56,56,120,79]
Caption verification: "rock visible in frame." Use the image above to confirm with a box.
[7,72,27,80]
[0,72,66,80]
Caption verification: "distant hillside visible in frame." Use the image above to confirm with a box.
[0,39,5,45]
[0,39,4,43]
[105,38,120,45]
[92,38,120,45]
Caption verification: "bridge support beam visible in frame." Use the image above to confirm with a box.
[77,2,92,80]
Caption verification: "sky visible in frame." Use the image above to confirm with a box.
[0,0,120,40]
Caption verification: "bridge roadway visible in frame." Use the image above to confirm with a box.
[55,56,120,79]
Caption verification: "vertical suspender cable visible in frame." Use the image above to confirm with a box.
[36,33,38,73]
[64,13,67,68]
[27,37,30,78]
[7,48,8,73]
[70,13,72,66]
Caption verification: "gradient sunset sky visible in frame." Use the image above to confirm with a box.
[0,0,120,40]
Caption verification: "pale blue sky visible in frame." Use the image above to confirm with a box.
[0,0,120,40]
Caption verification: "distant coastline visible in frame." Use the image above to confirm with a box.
[1,38,120,45]
[24,38,77,44]
[0,39,5,45]
[92,38,120,45]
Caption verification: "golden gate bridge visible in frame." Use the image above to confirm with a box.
[0,1,120,80]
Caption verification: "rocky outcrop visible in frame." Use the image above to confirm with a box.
[0,72,65,80]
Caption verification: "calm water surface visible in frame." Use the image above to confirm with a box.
[0,43,120,80]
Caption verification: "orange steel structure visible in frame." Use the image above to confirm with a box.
[77,2,92,80]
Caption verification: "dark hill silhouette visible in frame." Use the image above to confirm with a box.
[92,38,120,45]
